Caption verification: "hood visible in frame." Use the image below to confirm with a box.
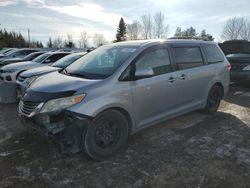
[30,71,100,93]
[21,66,61,78]
[1,61,43,70]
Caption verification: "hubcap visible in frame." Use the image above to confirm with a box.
[95,121,120,148]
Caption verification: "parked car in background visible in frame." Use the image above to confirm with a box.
[17,52,87,93]
[0,52,71,83]
[0,48,41,63]
[0,51,46,67]
[226,53,250,85]
[19,40,230,160]
[0,48,17,56]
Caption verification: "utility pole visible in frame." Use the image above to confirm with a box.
[28,28,30,48]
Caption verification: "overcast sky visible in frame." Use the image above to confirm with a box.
[0,0,250,46]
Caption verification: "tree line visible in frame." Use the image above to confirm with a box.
[0,28,43,49]
[115,11,214,42]
[1,13,250,49]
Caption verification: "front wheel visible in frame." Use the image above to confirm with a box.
[203,84,223,114]
[83,110,129,160]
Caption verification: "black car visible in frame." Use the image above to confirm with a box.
[0,51,45,67]
[226,53,250,84]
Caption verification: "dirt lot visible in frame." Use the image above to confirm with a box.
[0,84,250,188]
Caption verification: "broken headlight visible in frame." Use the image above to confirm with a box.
[40,94,85,113]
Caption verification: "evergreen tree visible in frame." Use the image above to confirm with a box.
[174,27,182,37]
[116,17,127,42]
[200,29,214,41]
[0,27,43,48]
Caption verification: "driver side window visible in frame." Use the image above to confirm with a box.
[135,48,172,76]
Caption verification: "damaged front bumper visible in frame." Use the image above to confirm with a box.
[19,110,91,153]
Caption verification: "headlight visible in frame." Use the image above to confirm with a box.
[243,65,250,71]
[4,69,17,73]
[40,94,85,113]
[25,76,38,86]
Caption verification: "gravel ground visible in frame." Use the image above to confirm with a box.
[0,84,250,188]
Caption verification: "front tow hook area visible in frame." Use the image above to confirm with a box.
[51,111,91,154]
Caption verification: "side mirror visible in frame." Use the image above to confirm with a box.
[135,67,154,80]
[44,59,51,63]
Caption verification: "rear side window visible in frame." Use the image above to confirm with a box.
[172,47,203,70]
[136,48,172,76]
[202,44,224,64]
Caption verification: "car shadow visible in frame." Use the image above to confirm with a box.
[224,84,250,108]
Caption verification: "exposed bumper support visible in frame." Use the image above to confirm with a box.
[19,110,91,153]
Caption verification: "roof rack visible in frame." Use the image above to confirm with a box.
[168,36,207,41]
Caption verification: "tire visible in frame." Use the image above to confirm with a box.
[83,110,129,160]
[203,84,223,114]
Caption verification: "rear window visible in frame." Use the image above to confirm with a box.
[172,47,204,70]
[203,44,224,64]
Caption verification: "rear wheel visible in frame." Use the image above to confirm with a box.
[203,84,223,114]
[83,110,129,160]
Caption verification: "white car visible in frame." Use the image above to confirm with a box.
[0,52,71,83]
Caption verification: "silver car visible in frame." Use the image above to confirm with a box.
[19,40,230,160]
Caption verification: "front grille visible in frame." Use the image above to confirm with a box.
[18,76,26,82]
[19,100,41,117]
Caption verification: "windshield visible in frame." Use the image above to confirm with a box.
[23,52,41,61]
[52,53,83,68]
[32,53,51,63]
[64,45,138,79]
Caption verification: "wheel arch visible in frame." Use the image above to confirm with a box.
[95,107,133,135]
[213,82,224,97]
[16,69,26,80]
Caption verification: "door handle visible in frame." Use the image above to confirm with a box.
[180,74,187,80]
[168,77,176,83]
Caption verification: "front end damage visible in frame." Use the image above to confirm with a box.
[19,107,91,154]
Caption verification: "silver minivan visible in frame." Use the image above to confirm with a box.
[19,40,230,160]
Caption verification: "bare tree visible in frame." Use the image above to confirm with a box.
[52,36,63,48]
[221,17,246,40]
[127,20,142,40]
[80,30,88,48]
[153,11,169,39]
[93,33,107,47]
[240,20,250,41]
[140,14,153,39]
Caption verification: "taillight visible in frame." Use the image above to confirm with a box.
[227,63,231,71]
